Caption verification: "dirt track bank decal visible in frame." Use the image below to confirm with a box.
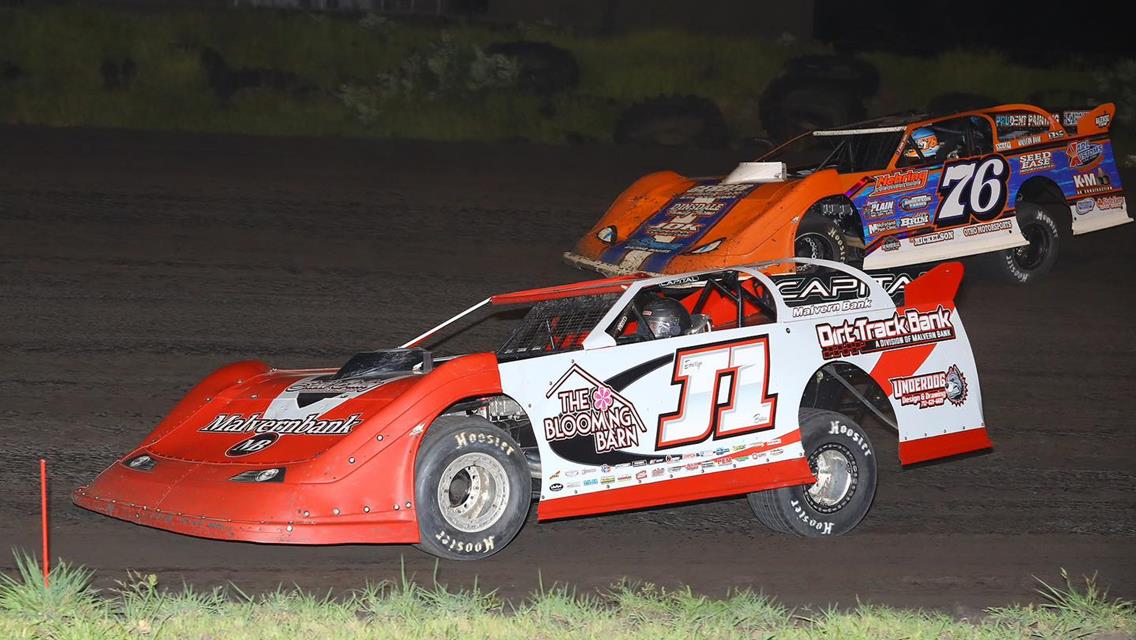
[816,306,955,360]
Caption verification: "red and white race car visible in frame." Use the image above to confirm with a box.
[75,259,991,559]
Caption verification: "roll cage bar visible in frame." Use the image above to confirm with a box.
[403,259,893,355]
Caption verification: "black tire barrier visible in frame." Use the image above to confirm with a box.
[759,76,866,142]
[485,41,580,96]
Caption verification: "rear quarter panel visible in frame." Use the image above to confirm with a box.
[792,262,988,464]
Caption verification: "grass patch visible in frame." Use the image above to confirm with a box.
[0,550,100,622]
[1,5,1128,147]
[986,570,1136,639]
[1,550,1133,639]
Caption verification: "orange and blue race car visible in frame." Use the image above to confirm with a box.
[565,103,1130,283]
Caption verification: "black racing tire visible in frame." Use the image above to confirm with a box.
[759,78,865,142]
[413,415,531,560]
[794,216,851,268]
[974,203,1062,285]
[613,95,729,148]
[748,408,877,537]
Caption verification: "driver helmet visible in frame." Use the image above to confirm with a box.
[905,127,940,159]
[641,297,691,339]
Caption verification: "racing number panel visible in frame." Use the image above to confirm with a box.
[655,335,778,450]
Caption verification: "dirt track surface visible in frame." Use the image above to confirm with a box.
[1,126,1133,610]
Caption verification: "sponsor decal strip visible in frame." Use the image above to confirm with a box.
[816,306,955,360]
[538,458,815,520]
[544,379,647,454]
[201,412,362,436]
[1068,140,1104,168]
[962,218,1013,237]
[1017,150,1054,174]
[542,364,655,466]
[1093,195,1125,211]
[869,169,929,196]
[864,214,1015,253]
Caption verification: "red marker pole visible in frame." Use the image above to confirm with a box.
[40,458,49,588]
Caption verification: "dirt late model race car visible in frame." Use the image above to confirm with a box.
[75,259,991,560]
[566,102,1131,284]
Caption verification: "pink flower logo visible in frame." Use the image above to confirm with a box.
[592,385,614,412]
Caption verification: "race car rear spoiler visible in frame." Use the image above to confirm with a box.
[1051,103,1116,136]
[902,261,963,308]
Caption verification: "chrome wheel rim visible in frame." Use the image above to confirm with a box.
[805,443,856,513]
[437,452,510,533]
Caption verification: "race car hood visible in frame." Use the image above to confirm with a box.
[586,170,806,273]
[142,366,425,465]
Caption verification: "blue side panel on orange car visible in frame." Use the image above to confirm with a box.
[1005,139,1125,205]
[849,167,944,247]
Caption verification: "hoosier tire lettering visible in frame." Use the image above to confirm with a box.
[789,498,834,535]
[829,420,872,457]
[454,431,516,457]
[433,530,496,555]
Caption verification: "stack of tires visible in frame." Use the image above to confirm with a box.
[758,55,879,142]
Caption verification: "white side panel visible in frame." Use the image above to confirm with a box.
[1070,198,1132,235]
[864,217,1028,270]
[499,325,811,502]
[883,312,984,443]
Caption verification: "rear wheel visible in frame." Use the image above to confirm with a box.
[748,408,877,536]
[975,203,1062,284]
[414,416,531,560]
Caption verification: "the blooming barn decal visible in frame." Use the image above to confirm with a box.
[544,364,647,454]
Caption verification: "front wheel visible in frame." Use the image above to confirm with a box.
[413,416,531,560]
[975,203,1062,284]
[748,408,877,536]
[795,216,853,270]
